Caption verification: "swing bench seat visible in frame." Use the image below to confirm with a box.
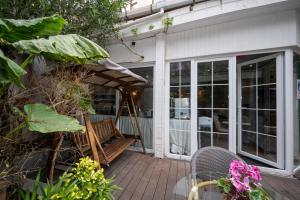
[86,118,135,166]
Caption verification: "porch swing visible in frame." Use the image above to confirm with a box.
[75,59,147,166]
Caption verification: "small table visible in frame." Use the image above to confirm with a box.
[172,171,290,200]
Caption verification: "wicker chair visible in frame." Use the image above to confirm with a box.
[191,146,244,180]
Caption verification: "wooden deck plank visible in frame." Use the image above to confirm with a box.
[117,154,152,200]
[142,158,164,200]
[153,159,171,200]
[176,161,187,200]
[164,160,178,200]
[103,151,300,200]
[130,156,157,200]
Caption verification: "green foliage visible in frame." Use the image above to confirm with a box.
[131,28,139,37]
[148,24,155,31]
[18,171,41,200]
[0,0,128,47]
[15,103,85,133]
[162,17,173,32]
[0,15,66,43]
[13,34,109,64]
[0,49,27,88]
[250,189,270,200]
[19,157,119,200]
[216,177,231,194]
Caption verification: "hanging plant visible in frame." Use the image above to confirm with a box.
[162,17,173,33]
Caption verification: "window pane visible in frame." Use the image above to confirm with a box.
[258,85,276,109]
[170,108,190,120]
[198,132,211,148]
[213,133,228,149]
[198,109,212,132]
[241,63,256,86]
[198,62,212,85]
[213,60,229,84]
[242,87,256,109]
[213,85,228,108]
[170,87,180,108]
[258,58,276,84]
[169,119,191,130]
[92,87,116,115]
[170,130,191,156]
[258,110,276,136]
[258,134,277,162]
[170,62,180,86]
[198,86,211,108]
[181,61,191,86]
[213,109,228,133]
[242,109,256,132]
[242,131,257,156]
[181,87,191,108]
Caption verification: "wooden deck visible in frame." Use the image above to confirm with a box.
[104,150,300,200]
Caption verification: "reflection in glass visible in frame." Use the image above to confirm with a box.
[213,60,229,84]
[169,61,191,156]
[241,64,256,86]
[198,109,212,132]
[242,131,257,156]
[213,110,228,133]
[258,58,276,84]
[242,87,256,109]
[213,85,228,108]
[198,62,212,85]
[198,132,211,148]
[258,111,276,136]
[170,62,180,86]
[258,134,277,162]
[241,109,256,132]
[258,85,276,109]
[92,87,116,115]
[213,134,228,149]
[198,86,211,108]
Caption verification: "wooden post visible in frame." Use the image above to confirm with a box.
[115,91,126,126]
[128,91,146,153]
[84,116,100,166]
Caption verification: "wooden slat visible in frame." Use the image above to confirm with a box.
[142,158,164,200]
[116,154,152,200]
[164,160,178,200]
[130,156,157,200]
[153,159,171,200]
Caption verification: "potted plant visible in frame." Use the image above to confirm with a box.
[216,160,270,200]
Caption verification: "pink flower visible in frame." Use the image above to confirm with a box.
[228,160,262,192]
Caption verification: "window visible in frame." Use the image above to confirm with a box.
[197,60,229,149]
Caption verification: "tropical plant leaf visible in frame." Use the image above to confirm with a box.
[0,15,66,43]
[23,103,85,133]
[0,49,27,87]
[13,34,109,64]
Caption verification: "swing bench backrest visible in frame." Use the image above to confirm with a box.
[91,119,123,143]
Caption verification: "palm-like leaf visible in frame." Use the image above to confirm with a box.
[13,34,109,64]
[23,103,85,133]
[0,15,66,43]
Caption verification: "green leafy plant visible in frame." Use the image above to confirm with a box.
[162,17,173,33]
[148,24,155,31]
[18,171,41,200]
[19,157,119,200]
[131,27,139,37]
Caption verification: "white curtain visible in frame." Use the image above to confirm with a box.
[169,119,191,156]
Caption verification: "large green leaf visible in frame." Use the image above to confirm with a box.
[23,103,85,133]
[13,34,109,64]
[0,49,27,87]
[0,15,66,43]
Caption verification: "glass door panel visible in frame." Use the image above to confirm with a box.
[197,60,229,150]
[238,54,283,167]
[169,61,191,156]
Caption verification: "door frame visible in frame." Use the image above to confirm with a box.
[165,56,236,160]
[237,53,284,169]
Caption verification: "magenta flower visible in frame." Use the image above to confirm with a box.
[229,160,262,193]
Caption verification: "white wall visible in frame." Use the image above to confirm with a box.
[107,37,156,63]
[166,10,297,60]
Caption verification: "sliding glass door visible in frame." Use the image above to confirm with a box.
[238,54,284,168]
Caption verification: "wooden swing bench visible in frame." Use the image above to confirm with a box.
[75,117,137,166]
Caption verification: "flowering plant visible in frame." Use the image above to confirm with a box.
[216,160,270,200]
